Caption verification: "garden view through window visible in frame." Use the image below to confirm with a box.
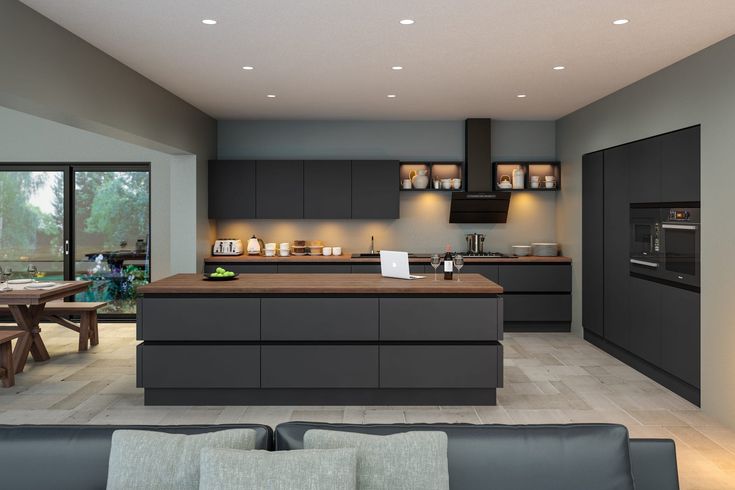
[0,165,150,315]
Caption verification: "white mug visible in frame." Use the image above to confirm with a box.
[279,242,290,250]
[265,242,276,250]
[323,247,333,256]
[333,246,342,256]
[279,249,290,256]
[530,175,540,182]
[402,179,412,189]
[264,249,276,256]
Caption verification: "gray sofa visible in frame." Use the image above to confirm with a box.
[0,422,678,489]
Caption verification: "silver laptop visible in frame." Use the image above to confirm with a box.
[380,251,425,280]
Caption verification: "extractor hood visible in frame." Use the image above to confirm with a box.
[449,192,511,223]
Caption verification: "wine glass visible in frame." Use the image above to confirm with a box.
[27,264,38,282]
[453,254,464,282]
[430,254,441,281]
[1,267,12,291]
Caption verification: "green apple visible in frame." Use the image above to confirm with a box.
[225,271,235,277]
[216,267,225,274]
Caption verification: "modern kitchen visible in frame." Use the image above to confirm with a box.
[1,2,733,488]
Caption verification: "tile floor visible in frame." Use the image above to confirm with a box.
[1,323,734,489]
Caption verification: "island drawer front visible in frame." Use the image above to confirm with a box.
[261,346,379,388]
[138,298,260,341]
[380,298,501,341]
[262,298,378,341]
[139,345,260,388]
[504,294,572,322]
[204,263,278,274]
[277,264,352,274]
[380,345,501,388]
[498,264,572,292]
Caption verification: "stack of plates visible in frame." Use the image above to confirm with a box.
[531,243,558,257]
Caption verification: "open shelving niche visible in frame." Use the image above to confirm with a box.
[492,161,561,191]
[398,161,465,192]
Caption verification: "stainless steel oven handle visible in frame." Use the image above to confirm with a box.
[630,258,659,268]
[661,223,697,230]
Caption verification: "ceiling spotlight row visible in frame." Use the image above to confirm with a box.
[202,16,627,101]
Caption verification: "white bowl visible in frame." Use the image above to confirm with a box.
[531,242,559,257]
[323,247,333,256]
[511,245,532,257]
[264,249,276,256]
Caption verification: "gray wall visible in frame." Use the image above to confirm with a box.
[556,35,735,428]
[216,120,558,254]
[0,0,217,272]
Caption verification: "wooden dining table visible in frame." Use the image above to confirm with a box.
[0,281,91,373]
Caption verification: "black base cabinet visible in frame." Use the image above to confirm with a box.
[206,260,573,332]
[661,286,700,388]
[138,294,503,406]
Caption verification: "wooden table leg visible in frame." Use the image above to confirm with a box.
[9,304,49,373]
[1,341,14,388]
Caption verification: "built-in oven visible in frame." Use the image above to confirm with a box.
[629,204,700,290]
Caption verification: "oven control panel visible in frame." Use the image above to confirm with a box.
[669,209,691,221]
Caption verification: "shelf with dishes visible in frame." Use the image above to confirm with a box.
[492,161,561,191]
[399,161,464,191]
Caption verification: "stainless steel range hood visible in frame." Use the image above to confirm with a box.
[449,192,511,223]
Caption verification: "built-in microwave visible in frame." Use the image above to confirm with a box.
[629,204,700,290]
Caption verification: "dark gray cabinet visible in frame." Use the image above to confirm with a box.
[460,264,499,282]
[498,264,571,292]
[304,160,351,219]
[208,160,256,219]
[603,145,631,350]
[628,138,661,203]
[261,346,379,388]
[661,286,700,388]
[351,160,399,219]
[204,263,277,274]
[276,263,351,274]
[504,295,571,323]
[661,126,700,202]
[256,160,304,218]
[583,151,604,337]
[628,276,662,366]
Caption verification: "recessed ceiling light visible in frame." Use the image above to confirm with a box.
[242,66,254,70]
[553,65,566,70]
[201,19,217,25]
[387,94,397,98]
[267,94,276,98]
[612,18,629,25]
[399,19,414,25]
[516,94,527,98]
[392,66,403,70]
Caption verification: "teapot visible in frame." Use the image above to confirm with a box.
[247,235,265,255]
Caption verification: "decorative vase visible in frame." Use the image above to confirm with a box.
[411,169,429,189]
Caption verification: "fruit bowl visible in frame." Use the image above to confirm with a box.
[203,273,239,281]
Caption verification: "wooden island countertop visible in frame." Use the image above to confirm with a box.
[138,273,503,295]
[204,254,571,264]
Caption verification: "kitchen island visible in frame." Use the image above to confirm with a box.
[137,273,503,406]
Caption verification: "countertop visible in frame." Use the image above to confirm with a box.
[205,254,571,264]
[138,273,503,295]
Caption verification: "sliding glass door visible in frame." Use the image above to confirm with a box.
[0,164,150,317]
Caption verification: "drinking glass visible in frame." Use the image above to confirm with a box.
[1,267,12,291]
[453,254,464,282]
[430,254,441,281]
[27,264,38,282]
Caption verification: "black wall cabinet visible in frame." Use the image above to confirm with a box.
[208,160,256,219]
[582,151,604,337]
[351,160,400,219]
[209,159,399,220]
[628,138,661,203]
[256,160,304,219]
[661,126,700,202]
[304,160,351,219]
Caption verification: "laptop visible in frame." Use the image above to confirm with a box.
[380,251,425,280]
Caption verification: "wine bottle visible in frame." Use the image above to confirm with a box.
[443,245,453,280]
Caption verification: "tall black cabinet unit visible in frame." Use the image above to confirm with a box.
[582,152,604,338]
[582,125,701,406]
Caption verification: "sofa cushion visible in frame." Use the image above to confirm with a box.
[199,447,358,490]
[0,425,270,490]
[304,429,449,490]
[106,428,257,490]
[277,422,636,490]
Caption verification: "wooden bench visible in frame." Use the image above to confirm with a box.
[0,302,106,352]
[0,330,24,387]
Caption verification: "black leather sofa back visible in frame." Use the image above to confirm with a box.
[276,422,679,490]
[0,424,272,490]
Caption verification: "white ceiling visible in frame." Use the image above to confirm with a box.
[20,0,735,120]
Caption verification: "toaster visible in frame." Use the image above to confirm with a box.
[212,239,244,256]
